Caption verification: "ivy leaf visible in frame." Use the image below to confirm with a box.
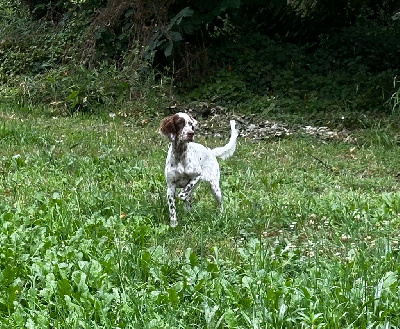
[169,31,183,42]
[164,42,173,57]
[57,278,71,297]
[167,7,194,29]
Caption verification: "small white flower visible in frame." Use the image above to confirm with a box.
[341,234,350,242]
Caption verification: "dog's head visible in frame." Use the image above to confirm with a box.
[159,113,198,142]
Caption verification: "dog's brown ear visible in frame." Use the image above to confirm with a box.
[159,115,177,141]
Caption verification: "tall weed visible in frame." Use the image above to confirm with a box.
[390,76,400,114]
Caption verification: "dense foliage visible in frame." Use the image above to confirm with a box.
[0,0,400,114]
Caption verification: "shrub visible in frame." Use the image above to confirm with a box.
[0,1,170,114]
[183,21,399,114]
[185,69,249,105]
[16,61,170,114]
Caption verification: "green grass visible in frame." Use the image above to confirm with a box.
[1,104,400,328]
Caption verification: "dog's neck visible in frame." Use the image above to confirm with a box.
[170,139,188,162]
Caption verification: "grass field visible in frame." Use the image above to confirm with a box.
[1,104,400,328]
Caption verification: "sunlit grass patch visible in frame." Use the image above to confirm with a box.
[1,105,400,328]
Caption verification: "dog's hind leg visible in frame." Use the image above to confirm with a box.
[209,180,222,210]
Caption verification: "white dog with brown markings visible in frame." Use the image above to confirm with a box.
[159,112,238,227]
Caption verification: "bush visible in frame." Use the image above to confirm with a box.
[15,61,170,114]
[183,21,399,115]
[185,69,249,105]
[0,1,171,114]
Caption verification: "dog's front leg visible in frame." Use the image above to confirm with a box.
[178,176,201,202]
[167,185,177,227]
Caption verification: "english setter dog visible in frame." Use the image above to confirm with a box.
[159,112,238,227]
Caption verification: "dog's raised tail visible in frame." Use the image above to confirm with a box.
[211,120,239,160]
